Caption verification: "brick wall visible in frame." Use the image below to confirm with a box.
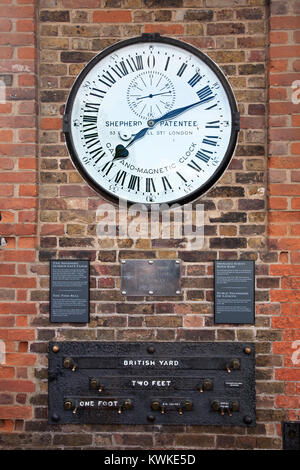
[0,0,299,450]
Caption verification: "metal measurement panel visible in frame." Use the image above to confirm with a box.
[48,342,256,426]
[120,259,181,296]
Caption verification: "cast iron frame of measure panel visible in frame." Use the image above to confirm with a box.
[48,342,255,426]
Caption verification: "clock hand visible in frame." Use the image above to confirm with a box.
[152,94,215,125]
[113,94,215,160]
[136,91,172,100]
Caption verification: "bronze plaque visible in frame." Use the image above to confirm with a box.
[121,259,181,296]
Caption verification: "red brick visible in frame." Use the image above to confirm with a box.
[0,19,12,31]
[0,379,35,392]
[271,16,300,29]
[292,143,300,155]
[19,185,37,197]
[40,117,62,130]
[0,406,32,420]
[145,24,184,34]
[269,197,287,209]
[17,47,35,59]
[0,329,34,341]
[0,303,36,315]
[270,31,288,44]
[0,47,12,58]
[270,59,288,72]
[0,158,14,169]
[16,19,34,32]
[18,75,35,87]
[0,6,34,18]
[270,45,300,58]
[271,289,300,302]
[5,353,36,366]
[276,369,300,381]
[93,10,131,23]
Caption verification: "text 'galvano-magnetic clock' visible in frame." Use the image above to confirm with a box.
[63,33,240,206]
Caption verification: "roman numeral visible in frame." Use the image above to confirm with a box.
[84,102,101,112]
[83,115,97,124]
[114,170,127,186]
[164,56,170,71]
[128,175,140,191]
[206,120,220,128]
[130,55,143,71]
[84,132,100,148]
[177,63,187,77]
[82,114,97,132]
[202,135,218,146]
[99,71,116,87]
[83,132,98,142]
[90,88,106,99]
[195,149,212,164]
[188,159,203,172]
[114,61,129,76]
[162,176,172,191]
[91,148,106,165]
[197,85,214,101]
[188,72,202,87]
[176,171,187,183]
[147,55,155,69]
[146,177,156,193]
[101,161,114,175]
[205,103,218,110]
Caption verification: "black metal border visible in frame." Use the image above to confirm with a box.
[50,259,90,323]
[63,34,240,208]
[48,341,256,426]
[214,260,255,325]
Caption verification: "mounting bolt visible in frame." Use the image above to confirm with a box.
[51,414,60,422]
[121,290,127,295]
[52,345,60,353]
[147,346,155,354]
[176,290,181,295]
[148,260,154,264]
[243,415,253,425]
[148,290,154,295]
[121,260,126,264]
[147,414,155,422]
[176,260,180,264]
[244,347,252,355]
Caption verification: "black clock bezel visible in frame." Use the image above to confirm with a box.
[63,34,240,208]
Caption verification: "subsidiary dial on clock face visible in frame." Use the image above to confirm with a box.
[127,71,176,120]
[65,36,239,206]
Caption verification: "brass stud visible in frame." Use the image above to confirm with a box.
[244,347,252,355]
[52,345,60,353]
[64,400,73,411]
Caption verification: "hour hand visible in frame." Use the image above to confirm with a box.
[113,126,149,160]
[114,144,129,160]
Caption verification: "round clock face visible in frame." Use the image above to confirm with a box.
[64,35,239,206]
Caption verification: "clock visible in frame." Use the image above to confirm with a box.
[63,33,240,206]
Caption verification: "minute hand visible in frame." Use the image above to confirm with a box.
[126,94,215,150]
[153,94,215,125]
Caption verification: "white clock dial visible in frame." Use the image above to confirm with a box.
[64,35,239,206]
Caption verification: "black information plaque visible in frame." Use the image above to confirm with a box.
[50,260,89,323]
[121,259,181,296]
[214,260,255,324]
